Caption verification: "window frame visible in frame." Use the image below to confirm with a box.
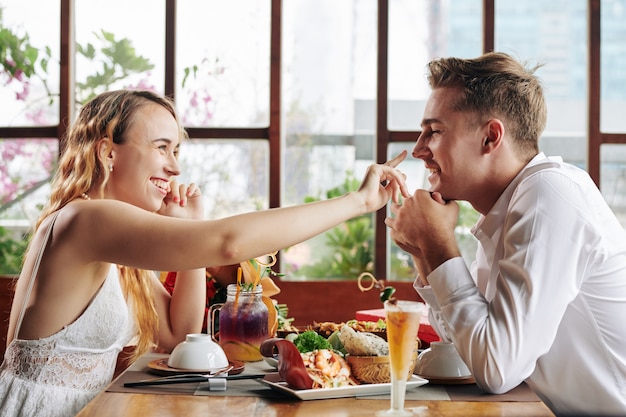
[0,0,619,279]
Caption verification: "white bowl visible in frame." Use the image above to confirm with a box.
[414,341,472,378]
[168,334,229,371]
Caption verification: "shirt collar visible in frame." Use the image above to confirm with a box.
[472,152,562,241]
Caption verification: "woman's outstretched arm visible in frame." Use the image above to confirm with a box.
[62,154,410,273]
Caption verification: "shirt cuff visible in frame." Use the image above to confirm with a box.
[428,257,475,303]
[413,277,450,341]
[414,284,440,310]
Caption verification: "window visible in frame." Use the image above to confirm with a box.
[75,0,166,101]
[0,0,622,282]
[599,0,626,224]
[176,0,271,128]
[496,0,587,172]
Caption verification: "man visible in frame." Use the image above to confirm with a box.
[386,52,626,416]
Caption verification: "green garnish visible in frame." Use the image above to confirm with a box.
[238,282,255,291]
[357,272,397,303]
[380,286,396,302]
[293,330,332,353]
[275,303,295,330]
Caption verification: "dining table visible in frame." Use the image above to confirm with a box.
[76,352,555,417]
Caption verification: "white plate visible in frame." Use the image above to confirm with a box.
[416,374,475,385]
[263,356,279,369]
[259,373,428,400]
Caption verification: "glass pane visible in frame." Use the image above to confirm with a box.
[386,143,480,281]
[496,0,588,170]
[281,0,377,280]
[176,0,270,127]
[0,1,60,126]
[387,1,481,279]
[388,0,482,130]
[601,145,626,227]
[75,0,165,105]
[387,143,426,280]
[177,139,269,220]
[0,138,58,221]
[600,0,626,132]
[0,138,57,274]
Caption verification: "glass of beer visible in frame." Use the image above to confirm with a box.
[376,299,424,417]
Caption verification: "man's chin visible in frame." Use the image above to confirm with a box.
[427,185,453,202]
[427,183,440,194]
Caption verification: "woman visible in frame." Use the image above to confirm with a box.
[0,89,408,417]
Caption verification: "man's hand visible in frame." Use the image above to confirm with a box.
[385,190,461,275]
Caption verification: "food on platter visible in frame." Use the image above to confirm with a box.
[336,325,388,356]
[261,320,399,388]
[292,330,332,353]
[300,349,353,388]
[334,323,414,384]
[313,319,387,337]
[260,338,356,390]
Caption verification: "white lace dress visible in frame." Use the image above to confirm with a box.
[0,213,136,417]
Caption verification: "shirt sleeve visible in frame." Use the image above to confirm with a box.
[424,171,591,394]
[413,279,452,342]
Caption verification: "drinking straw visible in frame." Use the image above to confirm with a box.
[234,266,242,310]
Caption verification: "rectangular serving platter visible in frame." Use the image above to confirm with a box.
[259,373,428,400]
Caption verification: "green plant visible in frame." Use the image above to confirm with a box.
[0,226,28,275]
[0,7,51,105]
[0,7,51,98]
[75,30,154,104]
[457,200,481,227]
[455,200,480,262]
[290,170,481,280]
[292,171,374,279]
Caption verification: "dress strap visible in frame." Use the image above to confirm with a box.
[13,210,62,340]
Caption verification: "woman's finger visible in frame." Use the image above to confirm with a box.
[175,182,201,207]
[384,150,408,168]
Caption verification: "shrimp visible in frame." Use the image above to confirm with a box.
[301,349,354,388]
[315,349,342,377]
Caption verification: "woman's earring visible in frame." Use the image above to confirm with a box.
[109,164,113,172]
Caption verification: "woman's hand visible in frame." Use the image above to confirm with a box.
[157,180,204,220]
[356,151,411,213]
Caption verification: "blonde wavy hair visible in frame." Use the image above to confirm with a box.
[34,89,187,361]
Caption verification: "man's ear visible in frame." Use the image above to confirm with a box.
[482,119,505,154]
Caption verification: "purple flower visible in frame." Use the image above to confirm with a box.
[15,83,30,101]
[189,91,199,108]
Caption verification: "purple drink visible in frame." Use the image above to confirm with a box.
[217,284,268,362]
